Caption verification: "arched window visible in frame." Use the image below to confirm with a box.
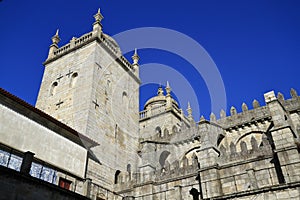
[240,141,248,154]
[122,92,128,110]
[230,142,236,154]
[172,125,178,133]
[163,128,169,137]
[114,170,121,184]
[159,151,170,168]
[155,126,161,135]
[189,188,200,200]
[127,164,131,180]
[70,72,78,87]
[50,82,58,96]
[127,164,131,173]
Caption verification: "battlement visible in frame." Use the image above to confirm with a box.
[115,155,199,191]
[209,88,300,129]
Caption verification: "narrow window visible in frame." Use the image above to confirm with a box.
[163,128,169,137]
[70,72,78,87]
[59,177,72,190]
[127,164,131,173]
[114,170,121,184]
[122,92,128,110]
[155,126,161,135]
[189,188,200,200]
[127,164,131,180]
[50,82,58,96]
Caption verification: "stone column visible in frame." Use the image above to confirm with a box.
[20,151,34,175]
[84,178,92,198]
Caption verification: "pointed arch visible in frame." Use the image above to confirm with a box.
[230,142,236,154]
[219,144,226,156]
[240,141,248,154]
[159,151,170,168]
[251,136,258,150]
[163,128,169,137]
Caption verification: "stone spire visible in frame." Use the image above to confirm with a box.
[93,8,104,32]
[132,48,139,65]
[165,81,171,97]
[187,102,193,120]
[131,48,140,76]
[165,81,172,109]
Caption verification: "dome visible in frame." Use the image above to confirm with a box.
[144,95,166,110]
[143,86,179,110]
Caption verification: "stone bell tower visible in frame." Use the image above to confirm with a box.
[36,9,140,184]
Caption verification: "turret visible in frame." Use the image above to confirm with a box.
[47,29,60,59]
[165,81,172,109]
[132,48,140,76]
[93,8,104,32]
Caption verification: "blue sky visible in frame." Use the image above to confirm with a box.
[0,0,299,120]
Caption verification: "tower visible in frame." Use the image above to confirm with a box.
[36,9,140,187]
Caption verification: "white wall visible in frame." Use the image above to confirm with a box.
[0,104,87,178]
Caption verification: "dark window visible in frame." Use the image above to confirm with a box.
[114,170,121,184]
[189,188,199,200]
[59,178,72,190]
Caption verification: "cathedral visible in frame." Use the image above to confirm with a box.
[0,8,300,200]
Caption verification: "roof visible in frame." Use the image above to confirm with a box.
[0,88,98,149]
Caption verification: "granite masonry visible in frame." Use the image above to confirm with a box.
[0,8,300,200]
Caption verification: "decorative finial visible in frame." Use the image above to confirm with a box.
[93,8,104,32]
[157,86,164,96]
[51,29,60,45]
[132,48,140,65]
[200,115,205,122]
[242,103,248,112]
[252,99,260,108]
[210,112,216,122]
[230,106,237,116]
[165,81,171,96]
[290,88,298,99]
[277,92,285,102]
[94,8,104,22]
[220,109,226,119]
[187,102,193,118]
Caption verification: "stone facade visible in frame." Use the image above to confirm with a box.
[1,8,300,200]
